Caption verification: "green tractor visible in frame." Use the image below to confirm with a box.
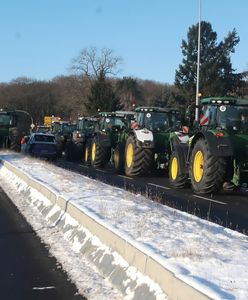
[120,107,187,177]
[51,121,77,157]
[65,117,98,162]
[0,109,33,151]
[169,97,248,194]
[91,111,135,169]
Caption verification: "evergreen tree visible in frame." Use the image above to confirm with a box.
[86,71,116,114]
[115,77,142,110]
[175,21,242,103]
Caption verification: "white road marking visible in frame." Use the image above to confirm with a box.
[32,286,56,290]
[147,183,171,190]
[192,194,227,205]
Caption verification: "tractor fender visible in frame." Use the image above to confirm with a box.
[173,143,189,173]
[190,131,234,157]
[133,129,154,148]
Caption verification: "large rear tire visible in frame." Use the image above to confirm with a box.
[91,136,111,168]
[169,148,188,188]
[189,138,226,194]
[65,142,83,162]
[124,135,153,177]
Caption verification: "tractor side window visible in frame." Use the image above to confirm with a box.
[103,117,116,131]
[240,110,248,133]
[200,105,217,127]
[78,120,84,131]
[0,115,14,126]
[208,106,217,126]
[113,118,125,130]
[99,118,107,131]
[144,113,153,130]
[136,113,144,127]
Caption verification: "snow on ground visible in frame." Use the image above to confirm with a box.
[0,151,248,299]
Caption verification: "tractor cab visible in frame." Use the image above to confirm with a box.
[169,97,248,194]
[0,109,32,151]
[0,111,17,128]
[199,97,248,134]
[90,111,135,169]
[77,117,98,133]
[135,107,182,132]
[97,111,134,133]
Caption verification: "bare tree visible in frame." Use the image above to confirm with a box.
[71,47,122,81]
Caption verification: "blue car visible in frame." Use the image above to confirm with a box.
[24,133,57,161]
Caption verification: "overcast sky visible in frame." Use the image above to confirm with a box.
[1,0,247,84]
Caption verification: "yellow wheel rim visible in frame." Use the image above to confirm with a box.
[171,157,178,181]
[85,147,88,162]
[193,150,204,182]
[126,143,133,168]
[91,143,96,161]
[114,149,119,168]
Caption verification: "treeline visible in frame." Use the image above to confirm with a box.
[1,21,248,124]
[0,76,185,124]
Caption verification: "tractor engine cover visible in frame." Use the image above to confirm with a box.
[134,129,154,148]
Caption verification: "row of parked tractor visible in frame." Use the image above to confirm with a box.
[53,96,248,195]
[1,96,248,195]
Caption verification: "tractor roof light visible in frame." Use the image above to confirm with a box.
[211,100,216,104]
[217,100,222,104]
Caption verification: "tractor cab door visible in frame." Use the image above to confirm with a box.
[200,105,217,129]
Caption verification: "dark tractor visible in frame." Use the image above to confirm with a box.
[123,107,187,177]
[91,111,135,169]
[65,117,98,162]
[51,121,77,157]
[0,109,33,151]
[169,97,248,194]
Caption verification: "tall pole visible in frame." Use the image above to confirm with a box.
[195,0,201,121]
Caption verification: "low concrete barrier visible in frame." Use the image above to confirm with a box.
[1,160,214,300]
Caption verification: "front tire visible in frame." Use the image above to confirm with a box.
[91,136,111,168]
[169,148,188,188]
[124,135,153,177]
[189,138,226,194]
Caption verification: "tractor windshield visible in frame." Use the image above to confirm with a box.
[217,105,248,133]
[78,120,96,132]
[62,124,77,134]
[101,117,126,132]
[142,112,175,132]
[0,114,15,127]
[200,104,248,133]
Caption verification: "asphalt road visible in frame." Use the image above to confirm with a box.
[0,187,86,300]
[56,159,248,235]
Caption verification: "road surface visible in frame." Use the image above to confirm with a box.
[0,187,86,300]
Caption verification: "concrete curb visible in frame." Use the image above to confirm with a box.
[1,160,215,300]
